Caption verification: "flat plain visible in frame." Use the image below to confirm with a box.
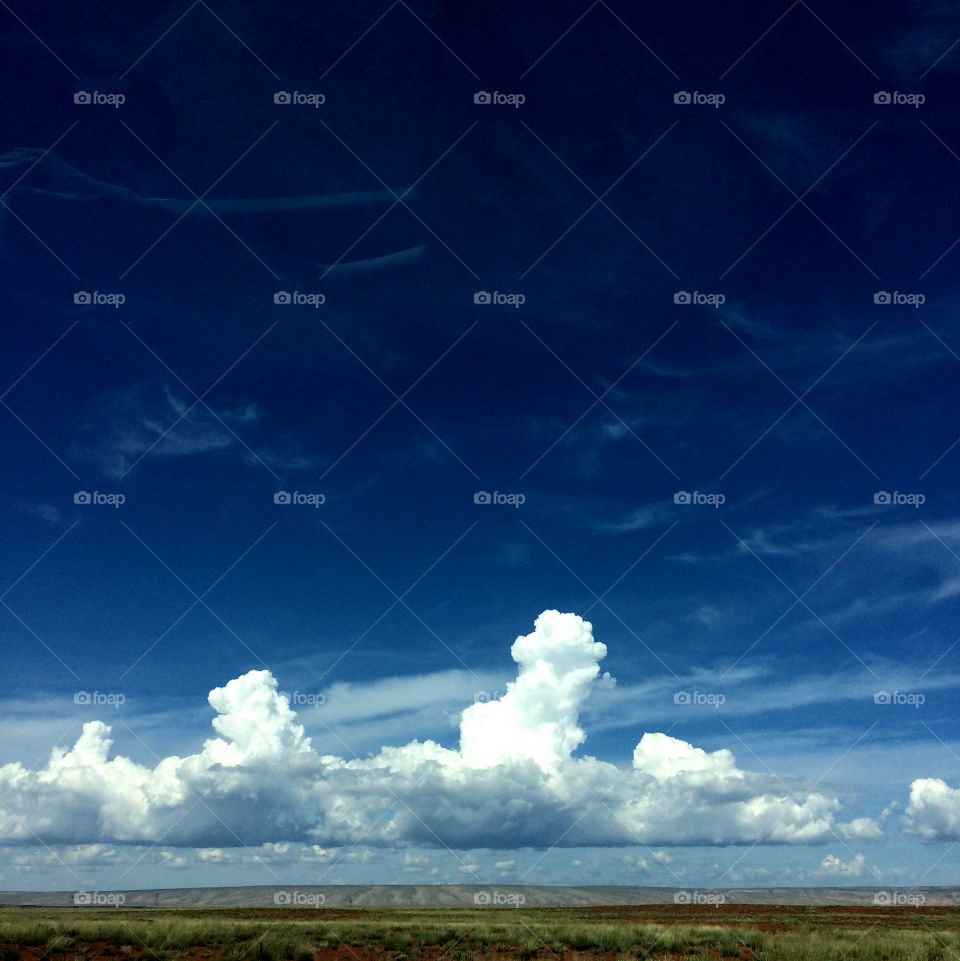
[2,904,960,961]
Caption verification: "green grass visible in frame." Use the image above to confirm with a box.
[0,906,958,961]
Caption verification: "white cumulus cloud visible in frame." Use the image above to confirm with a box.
[817,853,867,877]
[903,778,960,840]
[0,610,884,850]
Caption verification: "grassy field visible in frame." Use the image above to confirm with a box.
[1,905,959,961]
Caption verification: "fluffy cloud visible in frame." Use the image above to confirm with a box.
[196,848,230,863]
[903,778,960,840]
[0,611,882,849]
[458,610,608,771]
[817,853,867,877]
[836,817,886,841]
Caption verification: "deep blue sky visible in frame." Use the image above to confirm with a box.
[2,0,960,893]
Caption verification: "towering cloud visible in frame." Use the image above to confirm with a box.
[459,609,608,771]
[0,611,884,848]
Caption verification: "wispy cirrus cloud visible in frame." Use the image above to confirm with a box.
[74,384,260,478]
[73,384,328,479]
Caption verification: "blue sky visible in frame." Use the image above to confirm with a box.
[2,0,960,894]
